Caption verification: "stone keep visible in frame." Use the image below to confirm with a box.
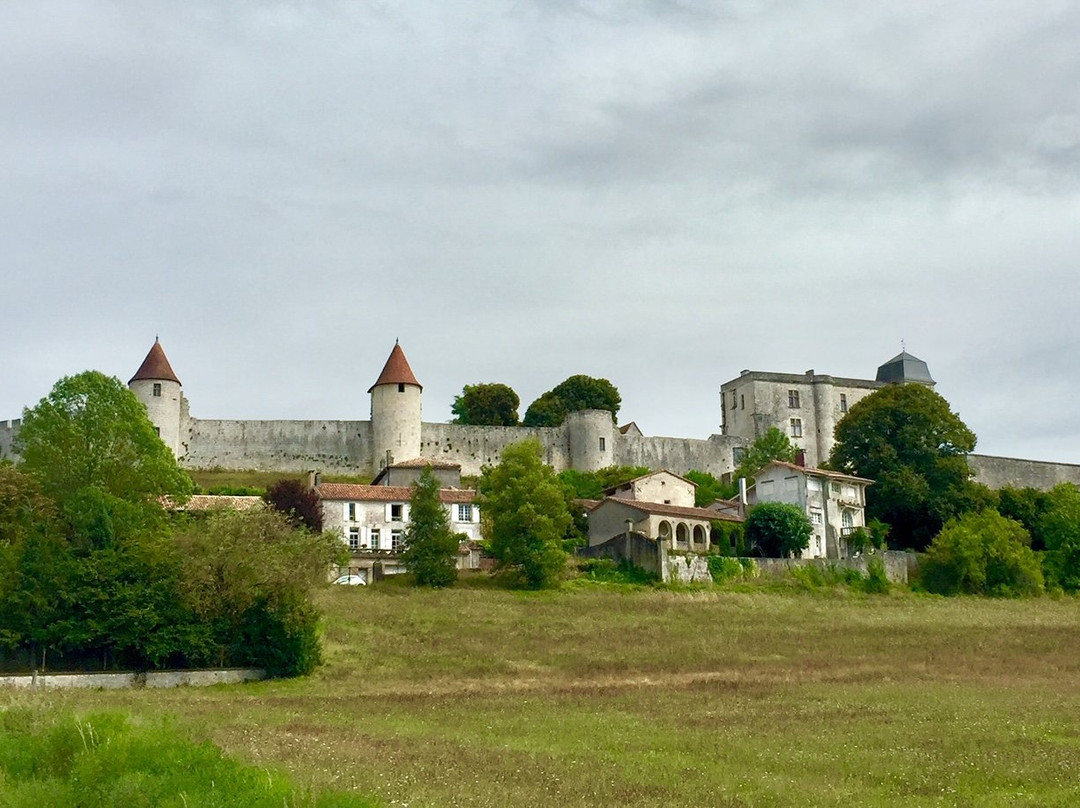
[128,339,185,457]
[369,342,422,470]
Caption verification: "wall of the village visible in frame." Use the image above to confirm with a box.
[419,422,572,475]
[969,454,1080,491]
[182,419,376,476]
[0,419,19,460]
[613,434,741,477]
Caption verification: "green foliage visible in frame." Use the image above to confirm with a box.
[523,375,621,427]
[1038,483,1080,592]
[745,502,812,558]
[577,557,658,585]
[996,486,1050,550]
[558,465,651,499]
[15,370,192,507]
[0,707,375,806]
[791,563,865,589]
[827,383,979,551]
[845,520,888,555]
[451,383,520,426]
[707,555,748,583]
[401,467,459,587]
[480,439,571,588]
[685,469,737,506]
[709,519,744,556]
[265,477,324,532]
[920,510,1043,597]
[862,557,890,594]
[734,427,796,481]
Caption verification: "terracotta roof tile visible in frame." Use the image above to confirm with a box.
[594,496,744,522]
[368,342,421,393]
[317,483,475,504]
[129,339,181,385]
[161,495,264,511]
[761,460,873,485]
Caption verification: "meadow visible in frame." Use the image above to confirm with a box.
[4,578,1080,806]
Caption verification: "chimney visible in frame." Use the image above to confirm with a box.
[308,470,321,490]
[795,449,806,467]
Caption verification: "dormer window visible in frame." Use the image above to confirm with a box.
[152,383,161,397]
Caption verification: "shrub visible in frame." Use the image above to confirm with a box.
[920,510,1043,597]
[862,557,890,594]
[745,502,812,558]
[707,555,746,583]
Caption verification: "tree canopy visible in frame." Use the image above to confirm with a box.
[479,439,571,588]
[451,383,520,426]
[745,502,812,558]
[15,371,192,507]
[684,470,737,507]
[734,427,796,481]
[401,466,459,587]
[523,375,621,427]
[557,465,650,500]
[920,510,1043,597]
[826,383,983,550]
[1038,483,1080,592]
[265,478,323,532]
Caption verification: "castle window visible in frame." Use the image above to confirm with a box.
[599,437,606,452]
[790,418,803,438]
[731,391,737,410]
[788,390,800,408]
[810,509,823,526]
[152,383,161,397]
[154,427,160,437]
[390,504,403,522]
[740,394,744,410]
[370,529,380,550]
[348,527,360,551]
[391,529,403,550]
[457,504,473,522]
[840,394,848,413]
[398,383,405,393]
[348,503,356,521]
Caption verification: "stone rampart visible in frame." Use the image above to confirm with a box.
[751,551,915,584]
[420,422,571,475]
[614,434,741,478]
[579,531,663,578]
[0,418,20,461]
[968,454,1080,491]
[182,419,375,476]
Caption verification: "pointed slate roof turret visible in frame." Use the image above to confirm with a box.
[368,341,422,393]
[875,351,935,386]
[129,338,181,385]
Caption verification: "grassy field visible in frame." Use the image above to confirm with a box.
[5,579,1080,806]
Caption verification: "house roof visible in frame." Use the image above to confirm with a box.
[875,351,935,385]
[161,494,264,511]
[129,339,181,385]
[316,483,475,504]
[370,457,462,486]
[368,342,422,393]
[758,460,873,485]
[601,469,697,496]
[594,496,744,523]
[618,421,642,436]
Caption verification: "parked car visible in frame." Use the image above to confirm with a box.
[332,573,366,586]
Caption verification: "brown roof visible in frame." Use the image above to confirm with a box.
[368,342,421,393]
[389,457,462,470]
[594,496,744,523]
[161,494,264,511]
[317,483,475,504]
[602,469,698,497]
[129,339,181,385]
[761,460,873,485]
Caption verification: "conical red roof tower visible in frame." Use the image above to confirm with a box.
[368,341,421,393]
[129,339,181,385]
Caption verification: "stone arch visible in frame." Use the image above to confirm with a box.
[692,524,707,551]
[675,523,689,548]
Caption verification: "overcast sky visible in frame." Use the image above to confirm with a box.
[2,1,1078,464]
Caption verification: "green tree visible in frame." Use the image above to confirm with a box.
[920,510,1043,597]
[996,486,1051,550]
[558,465,650,500]
[479,439,571,588]
[745,502,812,558]
[523,375,621,427]
[1038,483,1080,592]
[827,383,980,550]
[451,383,520,426]
[401,467,459,587]
[684,470,737,507]
[734,427,796,481]
[15,371,192,507]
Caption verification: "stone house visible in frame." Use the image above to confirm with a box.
[748,460,872,559]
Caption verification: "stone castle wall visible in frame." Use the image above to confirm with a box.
[969,454,1080,490]
[0,419,18,461]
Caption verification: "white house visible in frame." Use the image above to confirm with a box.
[316,481,480,577]
[749,460,872,559]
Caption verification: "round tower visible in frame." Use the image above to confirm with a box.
[128,338,184,457]
[369,341,422,471]
[566,409,617,472]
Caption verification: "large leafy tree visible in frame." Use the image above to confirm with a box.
[1038,483,1080,592]
[523,375,621,427]
[734,427,797,481]
[745,502,812,558]
[265,478,323,532]
[558,465,651,500]
[827,384,981,550]
[15,371,192,507]
[920,510,1043,597]
[451,383,520,426]
[684,470,737,507]
[401,467,459,587]
[480,439,571,588]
